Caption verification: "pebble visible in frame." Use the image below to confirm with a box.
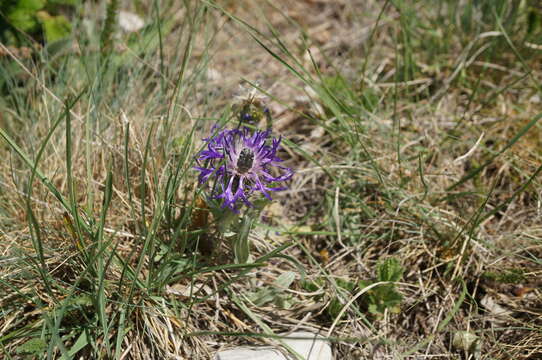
[215,331,333,360]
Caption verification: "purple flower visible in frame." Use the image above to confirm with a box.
[195,126,293,212]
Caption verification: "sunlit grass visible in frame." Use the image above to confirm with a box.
[1,0,541,359]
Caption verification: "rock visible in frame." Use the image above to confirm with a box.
[452,330,478,351]
[119,11,145,33]
[215,332,333,360]
[480,295,512,324]
[215,348,286,360]
[281,332,333,360]
[452,330,481,359]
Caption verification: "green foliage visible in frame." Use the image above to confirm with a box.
[326,297,344,319]
[0,0,74,45]
[233,214,253,264]
[300,278,321,293]
[527,3,542,35]
[322,277,356,318]
[207,196,270,264]
[310,260,405,320]
[482,269,525,284]
[321,75,360,115]
[360,258,404,316]
[16,338,47,356]
[36,10,71,43]
[6,0,46,32]
[247,271,296,309]
[377,257,404,283]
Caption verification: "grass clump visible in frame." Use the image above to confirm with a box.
[1,0,542,359]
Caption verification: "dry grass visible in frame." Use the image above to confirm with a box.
[1,0,542,359]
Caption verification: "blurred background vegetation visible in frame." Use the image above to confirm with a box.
[0,0,75,45]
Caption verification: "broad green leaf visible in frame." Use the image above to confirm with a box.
[67,331,89,358]
[249,287,275,306]
[16,338,47,355]
[273,271,296,289]
[327,298,343,318]
[377,258,404,282]
[300,279,320,292]
[37,11,72,43]
[336,278,356,292]
[17,0,45,11]
[367,303,379,315]
[8,9,39,32]
[382,289,403,306]
[49,0,76,5]
[233,215,253,264]
[249,272,296,307]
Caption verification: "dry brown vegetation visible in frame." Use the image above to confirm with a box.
[1,0,542,359]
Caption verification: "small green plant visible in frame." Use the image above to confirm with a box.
[481,268,525,284]
[359,258,404,316]
[247,271,296,309]
[325,277,357,319]
[321,259,405,320]
[16,338,48,357]
[0,0,75,45]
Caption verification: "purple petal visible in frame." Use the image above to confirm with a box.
[194,125,293,211]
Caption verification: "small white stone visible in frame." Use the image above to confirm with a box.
[119,11,145,33]
[281,332,333,360]
[310,126,325,139]
[214,332,333,360]
[452,331,478,351]
[206,68,223,82]
[481,295,512,324]
[215,347,287,360]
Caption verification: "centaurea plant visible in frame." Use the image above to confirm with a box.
[194,107,293,262]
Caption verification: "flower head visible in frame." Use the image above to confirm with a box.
[195,126,293,212]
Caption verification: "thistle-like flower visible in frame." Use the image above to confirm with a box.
[195,126,293,212]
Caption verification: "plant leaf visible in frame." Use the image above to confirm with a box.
[273,271,296,289]
[16,338,47,355]
[37,11,71,43]
[377,258,404,282]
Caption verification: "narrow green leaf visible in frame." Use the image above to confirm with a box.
[66,331,88,358]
